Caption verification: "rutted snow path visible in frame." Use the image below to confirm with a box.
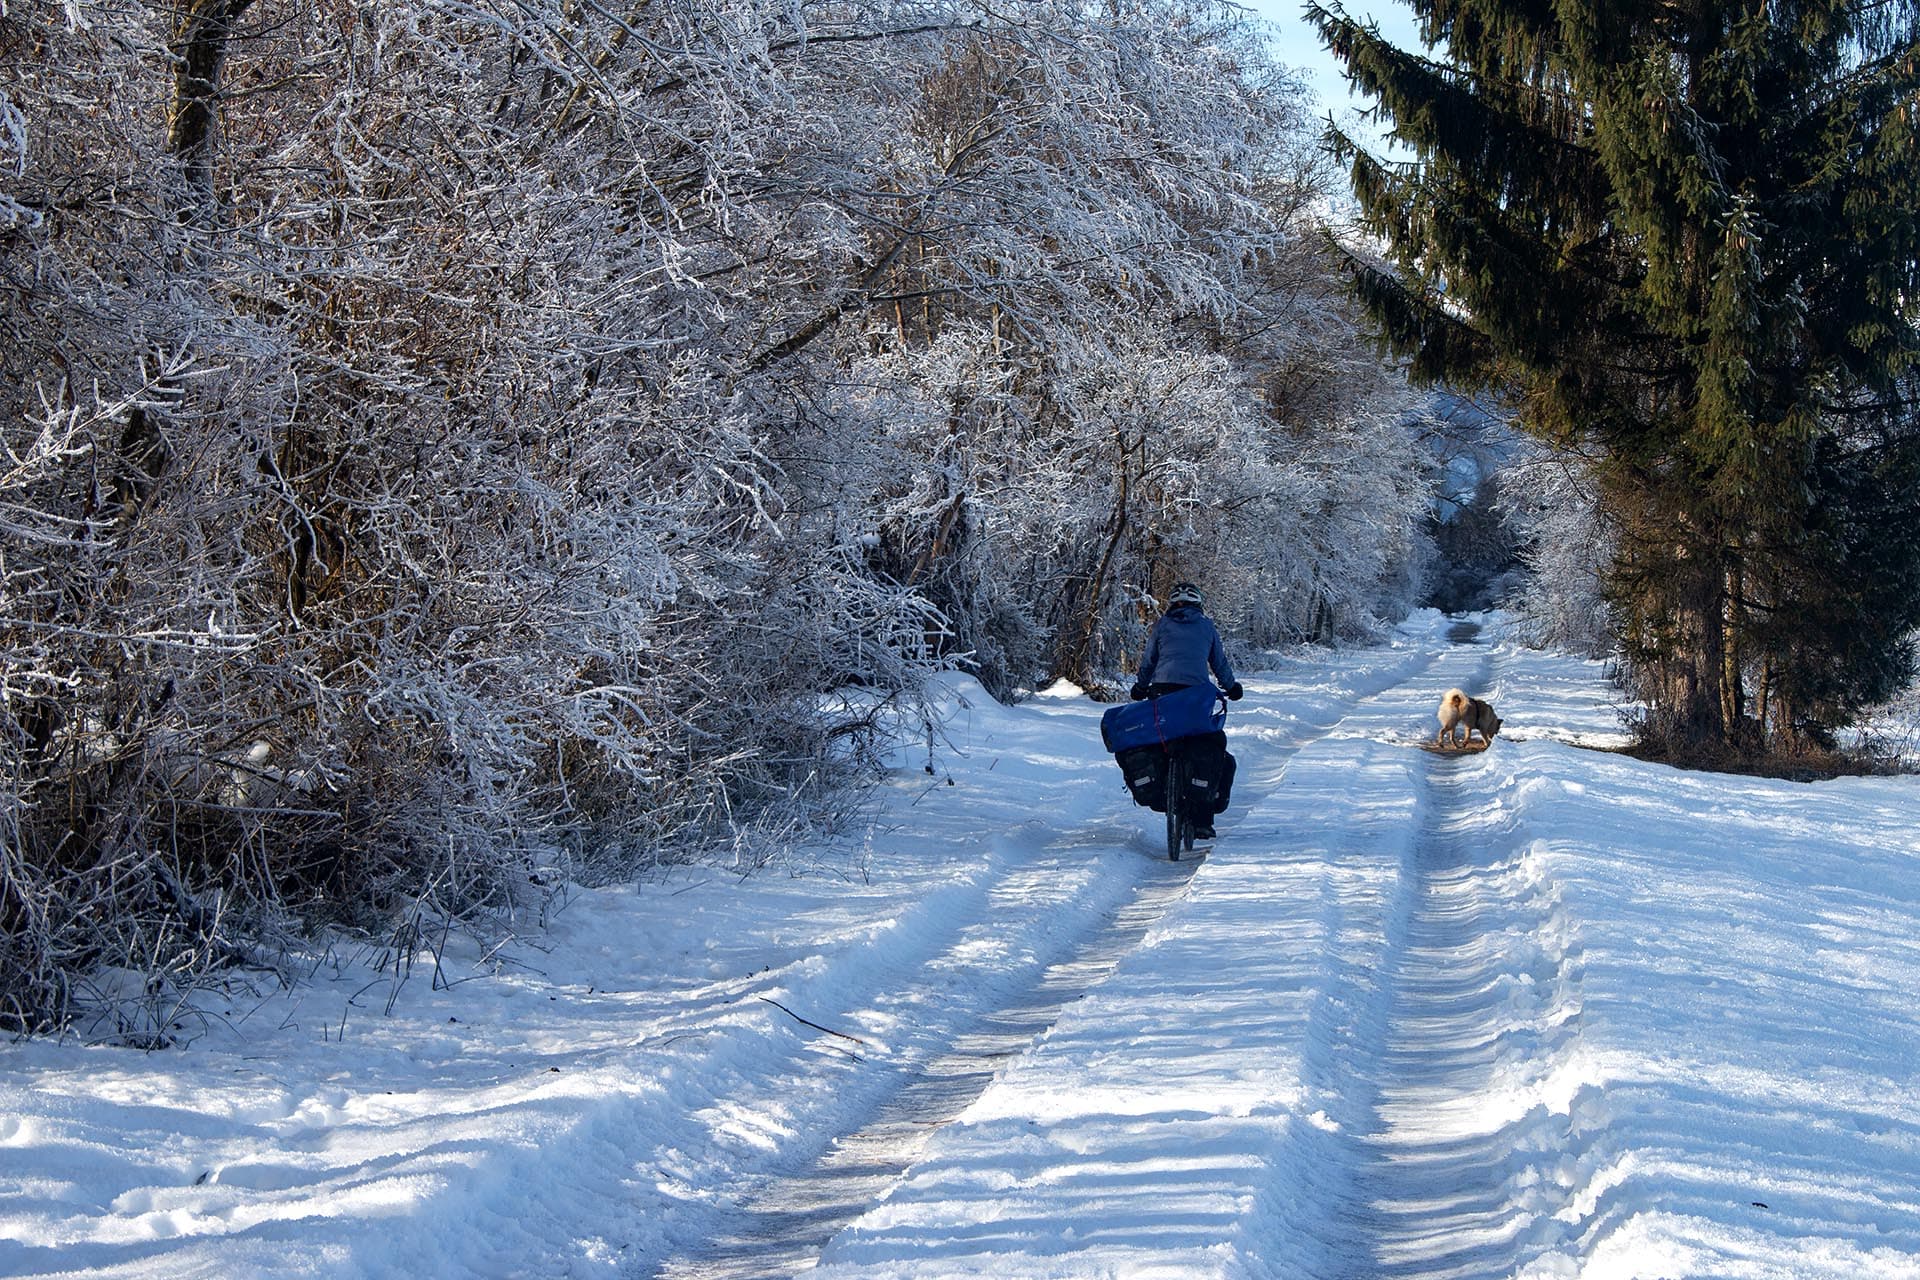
[796,619,1603,1278]
[648,626,1511,1277]
[8,612,1920,1279]
[1260,632,1594,1278]
[651,632,1454,1278]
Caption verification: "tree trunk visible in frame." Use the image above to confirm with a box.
[1631,537,1729,756]
[1756,655,1774,749]
[111,0,252,526]
[1720,557,1745,743]
[168,0,254,219]
[1053,424,1133,687]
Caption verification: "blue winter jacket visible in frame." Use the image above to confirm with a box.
[1136,604,1236,691]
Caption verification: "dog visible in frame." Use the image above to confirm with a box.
[1436,688,1502,748]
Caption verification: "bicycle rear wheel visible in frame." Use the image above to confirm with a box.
[1165,755,1187,861]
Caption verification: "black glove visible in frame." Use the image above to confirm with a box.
[1129,683,1149,701]
[1226,682,1244,701]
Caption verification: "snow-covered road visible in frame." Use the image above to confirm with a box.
[4,612,1918,1279]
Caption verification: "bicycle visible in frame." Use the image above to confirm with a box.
[1101,683,1231,862]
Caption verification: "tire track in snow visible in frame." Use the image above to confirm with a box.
[650,856,1202,1280]
[1224,632,1504,1276]
[1346,646,1591,1278]
[1241,628,1594,1279]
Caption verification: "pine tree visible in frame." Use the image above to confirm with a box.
[1309,0,1920,759]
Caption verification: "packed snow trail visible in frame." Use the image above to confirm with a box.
[1262,631,1593,1278]
[648,632,1452,1277]
[804,622,1920,1280]
[653,859,1200,1280]
[6,612,1920,1279]
[799,629,1533,1277]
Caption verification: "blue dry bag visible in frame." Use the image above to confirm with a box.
[1099,684,1226,754]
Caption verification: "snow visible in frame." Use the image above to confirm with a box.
[4,610,1918,1279]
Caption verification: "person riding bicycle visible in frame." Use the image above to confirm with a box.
[1129,582,1243,838]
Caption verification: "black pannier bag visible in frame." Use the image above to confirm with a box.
[1178,731,1233,815]
[1116,731,1233,815]
[1116,744,1169,811]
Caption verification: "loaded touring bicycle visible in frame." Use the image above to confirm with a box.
[1100,684,1231,860]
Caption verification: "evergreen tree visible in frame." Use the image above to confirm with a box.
[1743,384,1920,750]
[1309,0,1920,759]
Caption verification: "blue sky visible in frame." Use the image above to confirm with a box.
[1238,0,1424,151]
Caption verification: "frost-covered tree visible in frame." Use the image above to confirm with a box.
[1506,446,1619,656]
[0,0,1425,1029]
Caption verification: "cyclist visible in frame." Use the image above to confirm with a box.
[1129,582,1243,838]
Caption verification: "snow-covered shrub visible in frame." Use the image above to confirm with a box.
[1850,655,1920,768]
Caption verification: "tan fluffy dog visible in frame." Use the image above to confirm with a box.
[1436,688,1502,748]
